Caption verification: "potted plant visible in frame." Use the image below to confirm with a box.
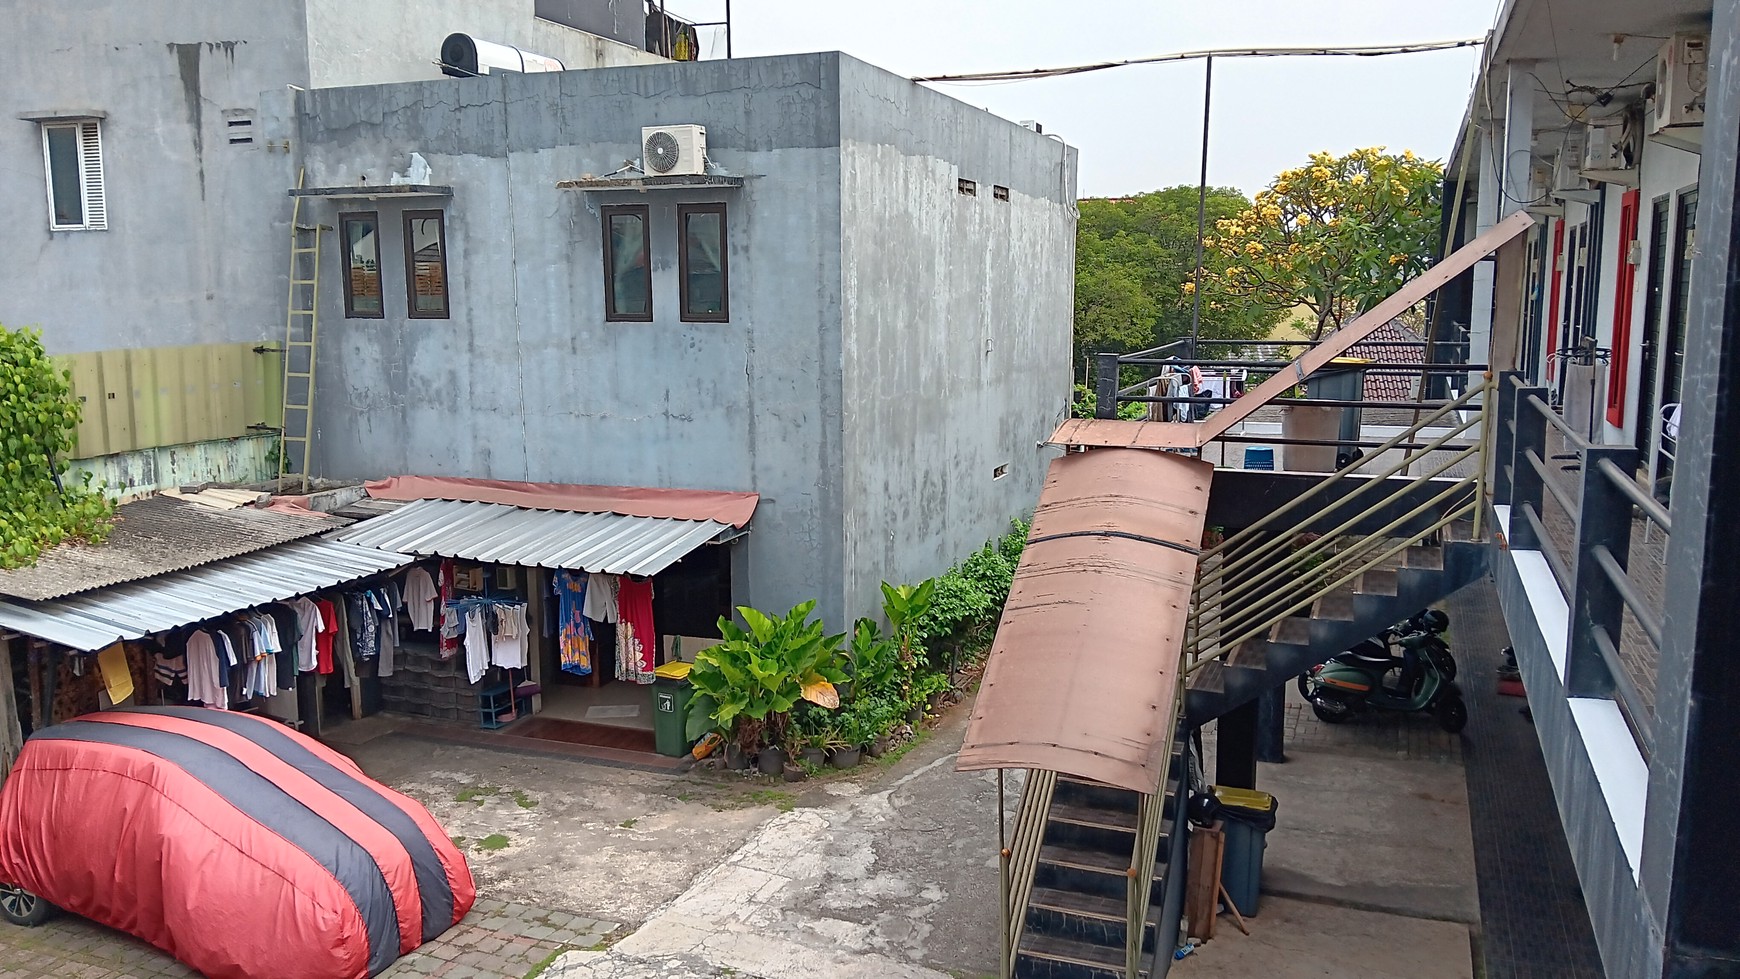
[913,671,952,716]
[686,601,848,767]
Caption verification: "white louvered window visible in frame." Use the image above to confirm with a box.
[41,120,106,231]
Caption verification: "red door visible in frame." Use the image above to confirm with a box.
[1607,189,1642,427]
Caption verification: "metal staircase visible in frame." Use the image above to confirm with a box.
[1010,741,1189,979]
[1183,379,1496,723]
[279,170,324,492]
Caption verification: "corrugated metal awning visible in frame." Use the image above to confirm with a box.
[957,449,1212,794]
[0,539,412,652]
[333,498,735,576]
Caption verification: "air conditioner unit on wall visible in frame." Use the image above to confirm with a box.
[1652,33,1708,133]
[1581,109,1641,185]
[641,125,708,176]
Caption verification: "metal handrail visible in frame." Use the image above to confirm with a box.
[1591,623,1656,755]
[1591,545,1665,651]
[1597,457,1672,532]
[1192,400,1485,612]
[1191,484,1478,664]
[1191,433,1478,629]
[1524,393,1587,445]
[1197,381,1488,564]
[1516,503,1573,591]
[1001,769,1057,978]
[1125,685,1179,978]
[1189,496,1478,669]
[1523,447,1580,517]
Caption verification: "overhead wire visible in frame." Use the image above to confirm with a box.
[912,37,1485,84]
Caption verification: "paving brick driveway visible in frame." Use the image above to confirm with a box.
[0,897,617,979]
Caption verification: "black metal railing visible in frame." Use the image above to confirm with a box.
[1494,371,1667,754]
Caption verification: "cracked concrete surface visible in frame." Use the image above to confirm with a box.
[545,711,1003,979]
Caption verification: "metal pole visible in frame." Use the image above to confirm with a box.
[997,769,1010,979]
[1188,55,1214,359]
[660,0,670,58]
[724,0,732,58]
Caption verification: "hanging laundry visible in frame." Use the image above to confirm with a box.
[615,577,657,685]
[491,603,529,670]
[152,650,188,687]
[554,570,593,676]
[584,572,620,623]
[463,607,491,685]
[345,593,379,660]
[265,603,301,690]
[403,566,438,631]
[314,597,339,675]
[185,630,227,710]
[438,560,462,659]
[287,597,323,673]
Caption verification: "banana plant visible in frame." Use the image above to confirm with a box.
[686,600,848,749]
[879,579,935,664]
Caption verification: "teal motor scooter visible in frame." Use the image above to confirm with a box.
[1299,623,1467,733]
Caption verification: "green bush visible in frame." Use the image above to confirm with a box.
[685,601,848,751]
[0,324,112,567]
[910,517,1030,669]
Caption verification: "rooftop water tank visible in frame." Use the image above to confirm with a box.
[440,34,566,77]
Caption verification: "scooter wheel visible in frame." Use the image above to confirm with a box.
[1312,702,1350,724]
[1435,694,1469,733]
[1295,673,1311,699]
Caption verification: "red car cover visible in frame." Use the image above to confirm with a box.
[0,707,474,978]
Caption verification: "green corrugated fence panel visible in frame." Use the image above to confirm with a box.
[53,342,280,459]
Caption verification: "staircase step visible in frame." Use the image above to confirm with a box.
[1016,932,1145,979]
[1036,843,1166,900]
[1443,519,1477,543]
[1270,615,1311,646]
[1312,591,1355,622]
[1186,659,1225,693]
[1027,887,1160,952]
[1357,569,1399,596]
[1406,544,1444,571]
[1227,638,1270,668]
[1046,803,1139,853]
[1055,776,1140,813]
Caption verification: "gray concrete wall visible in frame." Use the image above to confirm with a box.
[297,54,848,624]
[304,0,662,89]
[836,56,1076,618]
[0,1,312,356]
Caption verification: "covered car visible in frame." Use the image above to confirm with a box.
[0,707,474,978]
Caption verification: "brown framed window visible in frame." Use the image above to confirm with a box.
[602,204,652,321]
[402,209,450,318]
[340,212,383,318]
[678,203,728,322]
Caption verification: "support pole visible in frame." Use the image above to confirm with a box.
[1216,699,1258,789]
[724,0,732,58]
[1188,55,1214,359]
[1255,684,1286,763]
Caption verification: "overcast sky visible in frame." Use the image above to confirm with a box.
[675,0,1503,198]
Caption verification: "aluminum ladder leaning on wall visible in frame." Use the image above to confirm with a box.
[279,169,325,493]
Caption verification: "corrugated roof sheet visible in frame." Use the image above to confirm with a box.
[0,495,346,601]
[957,449,1212,794]
[334,499,731,576]
[0,538,412,652]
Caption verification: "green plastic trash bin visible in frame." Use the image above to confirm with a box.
[1214,786,1277,917]
[652,661,695,758]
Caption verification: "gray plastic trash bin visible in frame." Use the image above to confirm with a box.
[1214,786,1277,917]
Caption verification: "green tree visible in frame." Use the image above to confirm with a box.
[1204,148,1444,339]
[1074,186,1281,373]
[0,325,112,568]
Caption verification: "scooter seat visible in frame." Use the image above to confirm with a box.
[1343,639,1396,670]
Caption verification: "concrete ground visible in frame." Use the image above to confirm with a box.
[1182,684,1478,978]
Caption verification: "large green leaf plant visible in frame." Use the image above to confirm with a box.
[686,601,848,751]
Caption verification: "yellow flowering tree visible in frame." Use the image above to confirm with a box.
[1204,148,1444,340]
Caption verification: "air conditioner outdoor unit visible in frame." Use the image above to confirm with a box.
[641,125,707,176]
[1552,131,1587,191]
[1652,33,1708,133]
[1581,110,1641,184]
